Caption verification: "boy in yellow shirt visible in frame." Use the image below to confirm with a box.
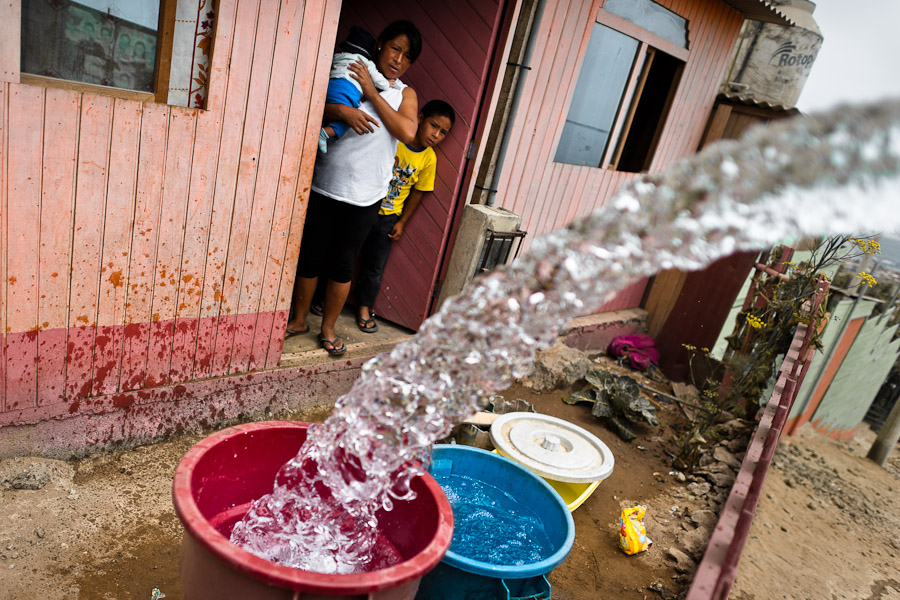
[354,100,454,332]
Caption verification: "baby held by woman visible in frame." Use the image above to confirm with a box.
[319,26,393,154]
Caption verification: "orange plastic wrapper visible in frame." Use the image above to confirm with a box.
[618,505,652,555]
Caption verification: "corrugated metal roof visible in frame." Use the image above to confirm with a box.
[721,0,796,26]
[719,91,800,114]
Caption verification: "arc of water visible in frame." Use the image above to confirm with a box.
[234,98,900,572]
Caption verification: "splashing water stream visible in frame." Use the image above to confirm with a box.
[231,99,900,572]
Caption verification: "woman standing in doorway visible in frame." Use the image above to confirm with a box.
[286,20,421,355]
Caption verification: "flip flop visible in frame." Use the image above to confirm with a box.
[310,304,324,316]
[285,325,309,338]
[357,315,379,333]
[317,334,347,356]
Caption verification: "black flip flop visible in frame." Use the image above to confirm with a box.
[317,334,347,356]
[357,315,379,333]
[285,325,309,338]
[310,304,324,316]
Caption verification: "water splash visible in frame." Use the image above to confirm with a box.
[231,99,900,571]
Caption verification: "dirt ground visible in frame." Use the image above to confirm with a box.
[2,359,900,600]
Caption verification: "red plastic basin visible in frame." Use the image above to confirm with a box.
[172,421,454,599]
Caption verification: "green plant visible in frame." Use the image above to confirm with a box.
[674,234,882,468]
[563,369,659,441]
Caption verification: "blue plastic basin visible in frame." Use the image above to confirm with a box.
[415,445,574,599]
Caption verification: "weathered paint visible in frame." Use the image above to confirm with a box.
[1,0,340,424]
[0,347,367,459]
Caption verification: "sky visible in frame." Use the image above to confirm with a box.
[795,0,900,112]
[795,1,900,243]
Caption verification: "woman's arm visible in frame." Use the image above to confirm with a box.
[322,103,379,135]
[349,61,418,144]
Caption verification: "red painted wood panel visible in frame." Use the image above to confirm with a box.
[37,89,79,406]
[256,0,332,369]
[655,251,759,381]
[171,0,239,384]
[5,84,43,410]
[232,0,305,374]
[213,0,280,376]
[121,104,169,391]
[338,0,503,331]
[195,0,261,380]
[0,82,7,411]
[145,108,196,388]
[66,94,113,401]
[267,0,341,368]
[93,99,141,396]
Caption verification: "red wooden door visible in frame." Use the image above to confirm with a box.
[336,0,506,330]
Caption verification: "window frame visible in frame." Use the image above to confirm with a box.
[556,6,690,171]
[12,0,187,106]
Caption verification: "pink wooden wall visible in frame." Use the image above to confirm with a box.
[0,0,340,423]
[492,0,744,308]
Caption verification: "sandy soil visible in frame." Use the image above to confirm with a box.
[1,363,899,600]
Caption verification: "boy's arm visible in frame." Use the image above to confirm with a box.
[389,189,425,241]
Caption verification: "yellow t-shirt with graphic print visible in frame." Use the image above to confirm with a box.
[379,142,436,216]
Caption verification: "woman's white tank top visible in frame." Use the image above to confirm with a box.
[311,80,408,206]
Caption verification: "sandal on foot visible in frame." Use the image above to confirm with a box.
[310,303,324,316]
[285,325,309,337]
[317,334,346,356]
[357,315,378,333]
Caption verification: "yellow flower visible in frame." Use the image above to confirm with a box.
[746,314,766,329]
[857,272,877,287]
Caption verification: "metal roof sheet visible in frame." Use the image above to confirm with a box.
[721,0,796,26]
[719,92,799,114]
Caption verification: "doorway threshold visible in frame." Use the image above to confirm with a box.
[278,305,415,369]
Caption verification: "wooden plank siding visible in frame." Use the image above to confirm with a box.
[493,0,743,252]
[1,0,340,425]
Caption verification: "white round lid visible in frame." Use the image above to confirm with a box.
[490,412,614,483]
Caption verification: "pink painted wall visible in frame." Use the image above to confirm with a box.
[489,0,744,310]
[1,0,341,425]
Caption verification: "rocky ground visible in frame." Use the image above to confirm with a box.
[0,347,898,600]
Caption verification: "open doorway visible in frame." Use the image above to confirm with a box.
[284,0,513,353]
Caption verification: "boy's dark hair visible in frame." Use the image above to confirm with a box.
[421,100,455,126]
[377,20,423,63]
[340,26,377,59]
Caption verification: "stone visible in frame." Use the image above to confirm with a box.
[712,446,743,470]
[666,547,695,573]
[726,436,749,453]
[521,341,590,392]
[0,458,68,491]
[687,481,711,497]
[649,582,673,595]
[677,526,710,560]
[703,470,736,489]
[688,509,718,530]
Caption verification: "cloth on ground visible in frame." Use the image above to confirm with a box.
[607,334,660,371]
